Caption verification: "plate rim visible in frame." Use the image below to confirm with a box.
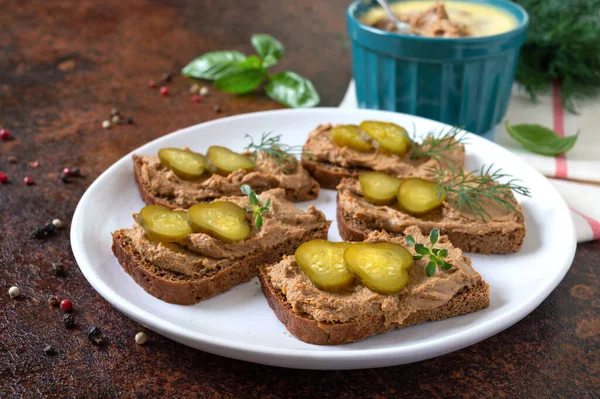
[70,107,577,369]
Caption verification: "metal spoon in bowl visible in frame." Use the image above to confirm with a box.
[374,0,414,35]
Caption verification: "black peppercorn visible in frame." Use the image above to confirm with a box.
[62,313,75,329]
[162,73,173,83]
[126,117,133,124]
[48,295,60,307]
[52,262,65,277]
[60,173,70,183]
[44,345,56,355]
[70,167,81,177]
[86,326,103,345]
[213,105,222,113]
[32,224,56,239]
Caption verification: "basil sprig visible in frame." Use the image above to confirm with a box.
[505,121,578,156]
[182,34,319,108]
[405,229,453,277]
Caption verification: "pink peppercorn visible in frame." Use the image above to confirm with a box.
[0,172,8,183]
[160,86,169,96]
[0,129,10,140]
[60,299,72,312]
[192,95,202,103]
[23,176,34,185]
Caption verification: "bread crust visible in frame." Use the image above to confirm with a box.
[111,225,329,305]
[134,155,319,208]
[336,193,526,254]
[301,157,361,190]
[258,265,490,345]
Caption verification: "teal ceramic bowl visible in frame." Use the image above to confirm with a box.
[347,0,529,135]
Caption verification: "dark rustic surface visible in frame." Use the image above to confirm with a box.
[1,0,598,397]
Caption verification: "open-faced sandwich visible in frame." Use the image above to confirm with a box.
[112,187,331,304]
[135,133,319,209]
[258,227,490,345]
[301,121,465,189]
[337,165,530,254]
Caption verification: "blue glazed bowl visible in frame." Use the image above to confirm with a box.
[347,0,529,135]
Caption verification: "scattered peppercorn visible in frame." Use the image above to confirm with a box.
[70,167,81,177]
[102,120,111,129]
[23,176,34,185]
[48,295,60,307]
[110,107,120,117]
[213,105,222,113]
[44,345,56,355]
[111,114,122,125]
[126,117,134,125]
[162,73,173,83]
[60,173,69,184]
[0,172,8,184]
[135,332,147,345]
[8,286,20,298]
[86,327,103,345]
[199,86,209,96]
[28,161,40,168]
[62,168,71,176]
[148,80,157,88]
[60,298,72,312]
[32,223,56,239]
[52,262,66,277]
[160,86,169,96]
[0,128,11,140]
[192,95,202,103]
[62,313,75,329]
[52,219,64,229]
[8,156,17,163]
[189,84,200,94]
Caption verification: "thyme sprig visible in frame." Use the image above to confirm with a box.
[241,184,270,229]
[245,132,309,167]
[405,229,452,277]
[410,126,468,162]
[428,164,532,221]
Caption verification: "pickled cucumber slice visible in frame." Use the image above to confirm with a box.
[331,125,373,152]
[207,146,255,176]
[359,121,411,156]
[295,240,354,292]
[139,205,192,243]
[343,243,413,294]
[188,201,251,242]
[158,148,207,180]
[359,172,402,205]
[397,178,446,215]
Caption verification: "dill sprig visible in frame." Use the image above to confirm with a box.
[428,164,532,221]
[410,126,468,162]
[245,132,308,166]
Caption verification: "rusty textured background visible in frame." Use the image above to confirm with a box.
[1,0,598,397]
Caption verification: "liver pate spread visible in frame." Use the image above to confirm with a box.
[303,124,465,177]
[374,2,467,38]
[267,227,481,325]
[337,176,524,236]
[135,151,318,207]
[124,189,330,277]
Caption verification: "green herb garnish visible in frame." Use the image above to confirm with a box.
[182,34,320,108]
[240,184,270,229]
[245,132,309,168]
[514,0,600,111]
[410,126,468,161]
[505,121,578,156]
[428,164,532,221]
[405,229,452,277]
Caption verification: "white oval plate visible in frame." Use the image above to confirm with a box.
[71,108,576,370]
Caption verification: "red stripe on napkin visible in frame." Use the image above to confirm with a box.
[552,84,568,179]
[571,208,600,240]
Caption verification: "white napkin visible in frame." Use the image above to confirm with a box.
[340,80,600,242]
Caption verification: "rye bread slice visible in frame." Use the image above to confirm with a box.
[336,182,526,254]
[111,224,330,305]
[258,264,490,346]
[133,154,319,209]
[301,158,363,190]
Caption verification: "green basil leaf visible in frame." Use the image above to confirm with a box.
[265,71,320,108]
[441,261,453,270]
[251,34,284,68]
[429,228,440,245]
[248,191,260,205]
[405,235,415,246]
[505,121,578,156]
[239,55,262,68]
[414,243,430,256]
[255,214,263,229]
[182,51,246,80]
[214,67,267,94]
[413,254,424,261]
[240,184,252,196]
[425,261,437,277]
[437,248,448,258]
